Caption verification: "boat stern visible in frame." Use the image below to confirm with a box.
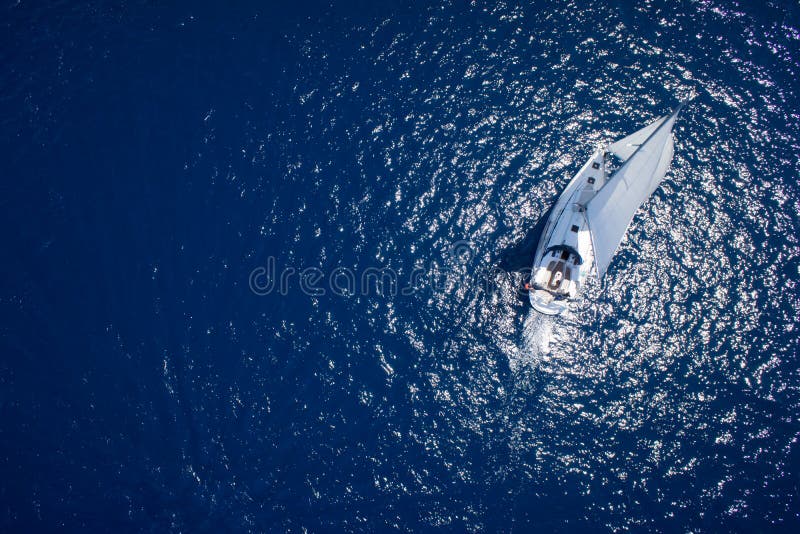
[529,288,568,315]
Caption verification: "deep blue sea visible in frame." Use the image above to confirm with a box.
[2,0,800,531]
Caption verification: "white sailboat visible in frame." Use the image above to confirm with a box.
[528,101,686,315]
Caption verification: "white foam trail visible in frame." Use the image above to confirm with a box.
[509,311,554,372]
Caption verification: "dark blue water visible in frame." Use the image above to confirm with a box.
[2,0,800,531]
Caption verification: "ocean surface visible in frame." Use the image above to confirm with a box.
[2,0,799,531]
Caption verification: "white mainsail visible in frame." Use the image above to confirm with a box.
[585,103,684,279]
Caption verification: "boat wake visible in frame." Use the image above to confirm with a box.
[509,312,555,372]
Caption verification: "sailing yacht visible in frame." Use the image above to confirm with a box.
[528,101,686,315]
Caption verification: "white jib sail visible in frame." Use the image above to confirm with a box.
[585,105,683,279]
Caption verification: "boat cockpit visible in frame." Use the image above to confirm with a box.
[533,246,583,297]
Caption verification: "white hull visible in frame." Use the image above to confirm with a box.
[529,150,601,315]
